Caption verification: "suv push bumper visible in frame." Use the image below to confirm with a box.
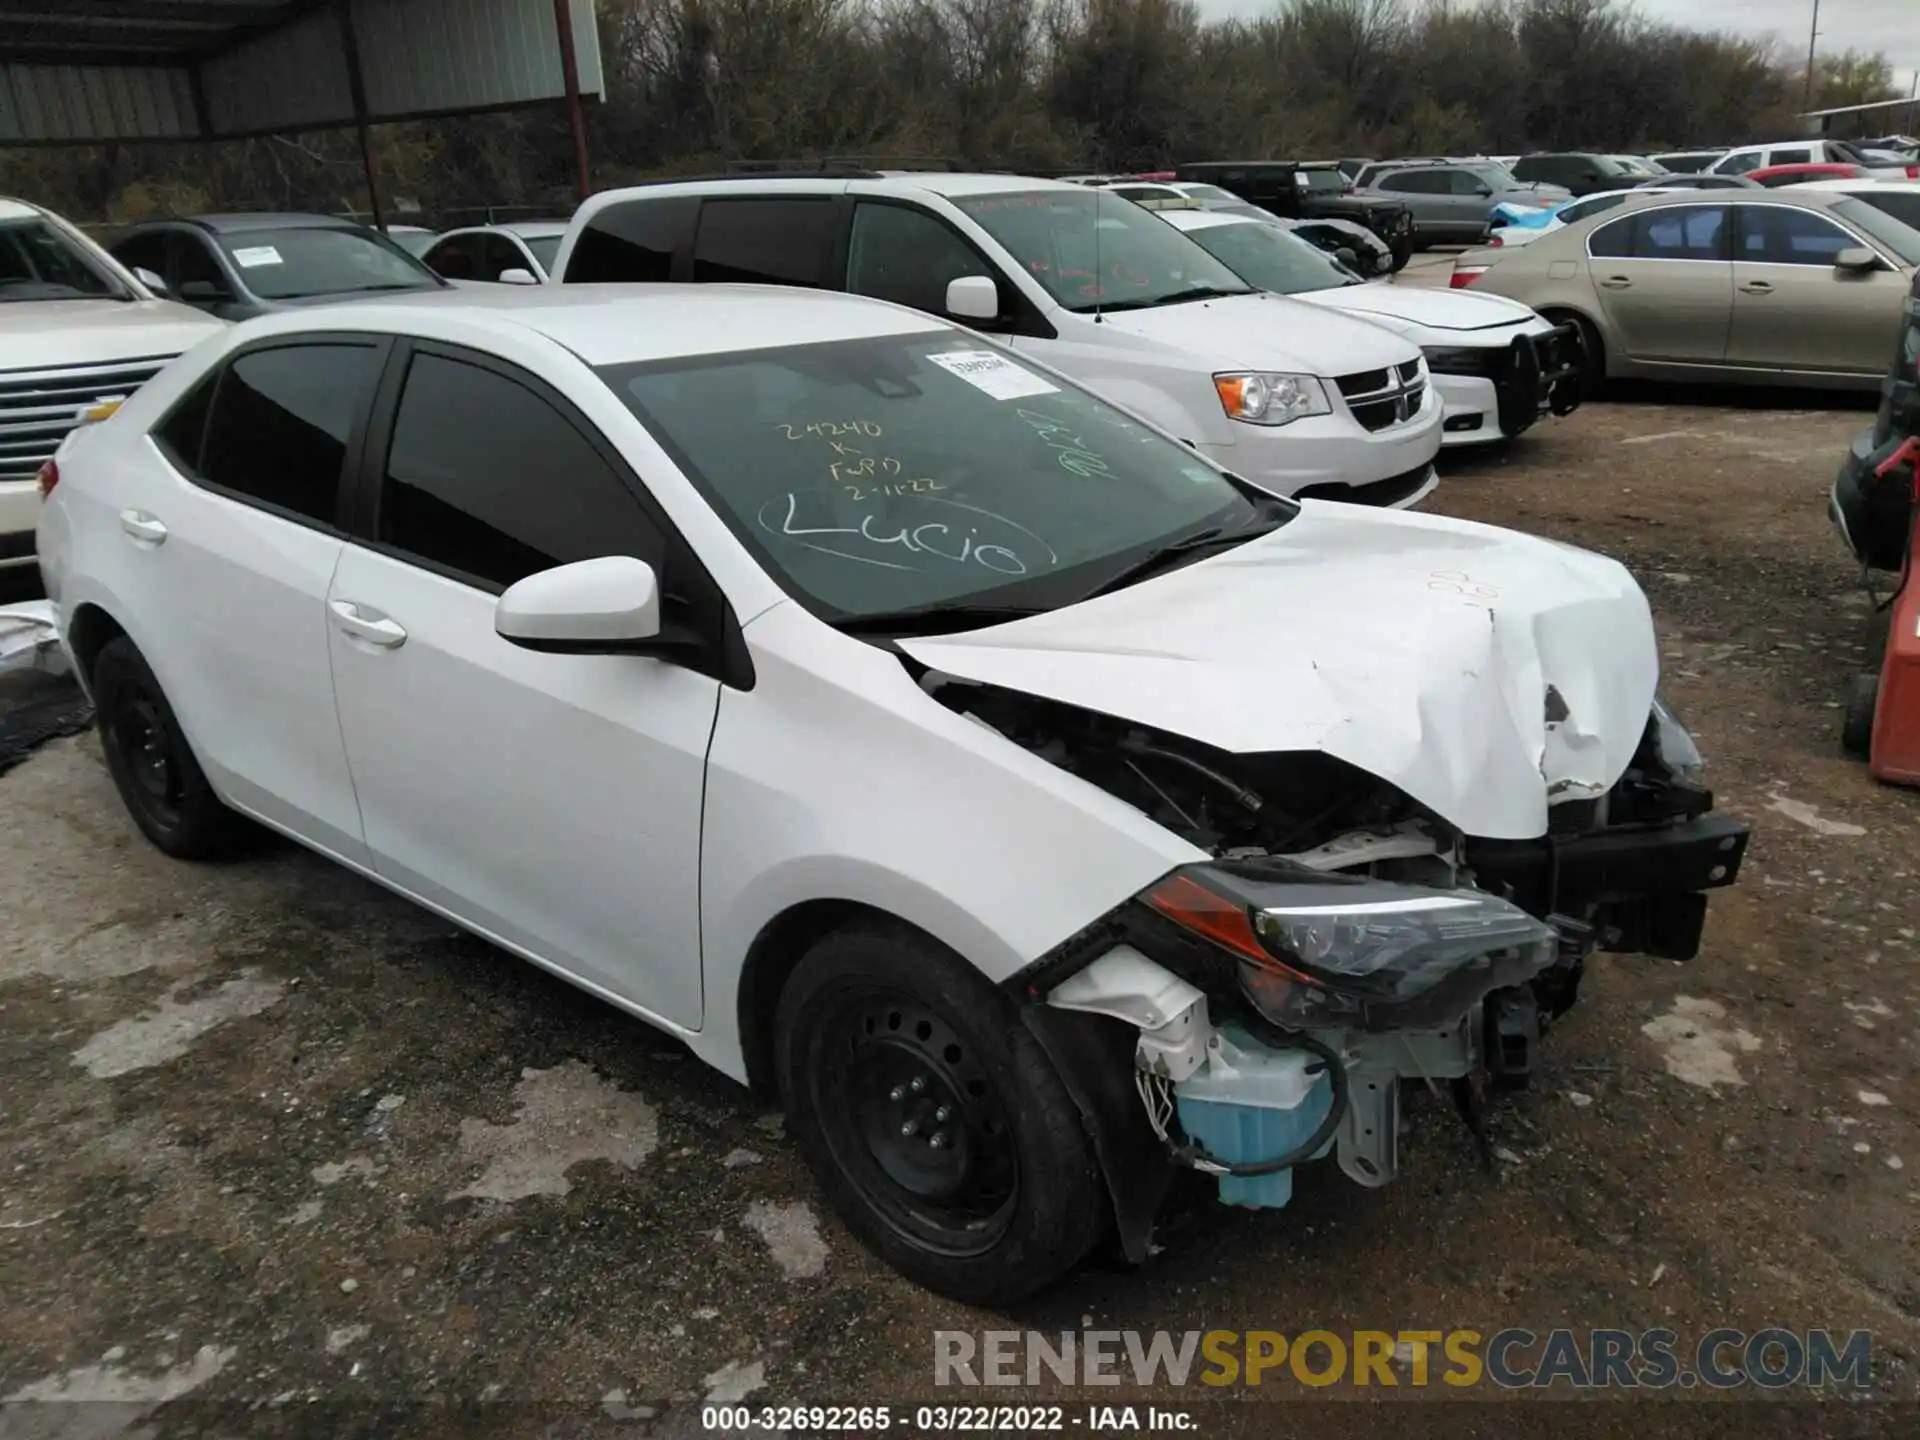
[1426,324,1583,446]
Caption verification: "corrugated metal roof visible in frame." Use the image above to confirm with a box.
[0,0,602,144]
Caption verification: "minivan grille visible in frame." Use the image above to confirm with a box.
[0,355,172,481]
[1335,364,1426,432]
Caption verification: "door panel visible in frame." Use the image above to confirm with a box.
[131,342,380,862]
[1587,207,1733,363]
[329,347,717,1024]
[326,548,718,1023]
[1728,206,1908,374]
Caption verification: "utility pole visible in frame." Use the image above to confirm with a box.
[1802,0,1821,110]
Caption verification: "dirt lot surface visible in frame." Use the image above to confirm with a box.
[3,345,1917,1438]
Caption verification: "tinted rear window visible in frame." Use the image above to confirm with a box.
[693,198,839,286]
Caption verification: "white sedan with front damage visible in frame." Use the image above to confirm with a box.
[36,283,1749,1304]
[1160,208,1584,446]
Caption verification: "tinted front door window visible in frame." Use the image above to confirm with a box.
[1738,207,1857,265]
[846,203,993,316]
[200,343,383,525]
[379,352,664,590]
[692,198,838,286]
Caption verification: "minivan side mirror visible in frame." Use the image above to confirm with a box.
[495,556,661,653]
[131,266,168,296]
[1834,246,1881,274]
[498,267,540,286]
[945,274,1000,321]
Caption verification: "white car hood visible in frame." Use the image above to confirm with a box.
[0,299,223,371]
[903,503,1657,840]
[1089,291,1420,377]
[1291,283,1542,339]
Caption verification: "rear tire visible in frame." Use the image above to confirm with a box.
[93,636,253,858]
[1565,313,1606,400]
[773,921,1107,1304]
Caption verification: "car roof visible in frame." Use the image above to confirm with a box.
[145,213,362,233]
[440,220,571,239]
[0,197,47,222]
[225,283,950,367]
[1156,210,1239,231]
[870,173,1079,198]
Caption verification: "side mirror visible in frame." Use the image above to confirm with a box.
[178,280,223,302]
[1834,247,1881,274]
[1334,247,1359,269]
[495,556,661,653]
[1474,183,1494,197]
[945,274,1000,321]
[131,266,168,296]
[498,267,540,286]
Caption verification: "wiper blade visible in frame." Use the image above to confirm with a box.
[830,602,1045,636]
[1078,525,1246,600]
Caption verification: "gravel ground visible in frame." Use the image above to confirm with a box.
[2,364,1916,1438]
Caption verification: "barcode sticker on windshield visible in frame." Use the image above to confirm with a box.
[232,246,283,268]
[926,350,1058,401]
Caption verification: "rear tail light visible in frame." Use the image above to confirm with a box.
[1907,165,1919,179]
[1487,233,1505,248]
[1450,266,1488,289]
[36,460,58,499]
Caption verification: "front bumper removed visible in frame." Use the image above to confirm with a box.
[1017,804,1751,1259]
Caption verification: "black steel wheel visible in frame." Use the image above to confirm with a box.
[93,636,252,858]
[774,921,1106,1303]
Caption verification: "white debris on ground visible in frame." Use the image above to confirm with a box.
[70,972,285,1079]
[1859,1090,1891,1107]
[453,1059,658,1202]
[0,600,65,676]
[1640,996,1763,1091]
[702,1357,767,1404]
[1765,792,1867,837]
[3,1344,235,1427]
[325,1325,369,1355]
[311,1155,383,1187]
[721,1148,763,1169]
[742,1198,829,1279]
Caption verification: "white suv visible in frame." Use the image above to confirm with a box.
[0,199,224,574]
[553,174,1444,508]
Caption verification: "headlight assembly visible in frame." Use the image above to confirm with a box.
[1138,861,1557,1031]
[1213,371,1331,426]
[1650,692,1704,781]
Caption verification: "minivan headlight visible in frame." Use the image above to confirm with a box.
[1213,372,1331,426]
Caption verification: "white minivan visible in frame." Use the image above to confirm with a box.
[553,174,1444,508]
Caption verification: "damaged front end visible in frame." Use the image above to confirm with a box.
[962,680,1749,1260]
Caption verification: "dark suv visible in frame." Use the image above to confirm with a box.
[1831,271,1920,572]
[1509,153,1639,197]
[1173,161,1414,269]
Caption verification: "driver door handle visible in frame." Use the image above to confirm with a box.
[119,509,167,544]
[1739,280,1774,295]
[330,599,407,649]
[1597,275,1632,290]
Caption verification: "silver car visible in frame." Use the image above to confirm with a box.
[1356,163,1570,247]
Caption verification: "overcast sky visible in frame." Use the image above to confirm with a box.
[1194,0,1920,87]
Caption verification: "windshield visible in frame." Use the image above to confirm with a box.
[1300,169,1348,194]
[1835,198,1920,266]
[1465,162,1519,188]
[524,235,563,271]
[1180,184,1242,204]
[0,217,123,302]
[1181,220,1355,294]
[955,189,1253,312]
[601,332,1266,622]
[219,226,441,300]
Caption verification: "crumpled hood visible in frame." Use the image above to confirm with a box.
[0,299,223,371]
[1088,291,1421,378]
[902,503,1658,841]
[1292,282,1543,337]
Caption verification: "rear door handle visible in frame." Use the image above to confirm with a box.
[119,509,167,545]
[1739,280,1774,294]
[1597,275,1632,290]
[329,599,407,649]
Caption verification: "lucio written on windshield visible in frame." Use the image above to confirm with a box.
[603,330,1285,628]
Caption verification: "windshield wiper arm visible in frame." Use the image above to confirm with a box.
[829,602,1046,636]
[1079,509,1289,601]
[1146,284,1249,307]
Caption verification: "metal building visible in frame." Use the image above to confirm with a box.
[0,1,603,215]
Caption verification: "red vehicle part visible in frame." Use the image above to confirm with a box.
[1870,438,1920,785]
[1746,162,1867,187]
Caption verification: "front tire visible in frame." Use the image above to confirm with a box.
[773,921,1107,1304]
[93,636,253,858]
